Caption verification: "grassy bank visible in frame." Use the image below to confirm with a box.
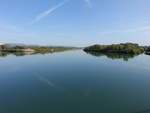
[0,44,78,54]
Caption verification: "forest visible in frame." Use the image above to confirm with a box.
[84,43,145,54]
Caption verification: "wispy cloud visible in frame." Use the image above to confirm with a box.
[84,0,92,8]
[32,0,68,24]
[99,26,150,35]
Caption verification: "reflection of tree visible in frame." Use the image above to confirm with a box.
[0,52,33,57]
[85,51,139,61]
[145,52,150,55]
[0,52,8,57]
[0,49,70,57]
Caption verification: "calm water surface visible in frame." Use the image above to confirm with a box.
[0,50,150,113]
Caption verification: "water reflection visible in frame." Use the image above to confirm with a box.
[0,51,35,57]
[0,51,65,57]
[85,51,139,61]
[133,108,150,113]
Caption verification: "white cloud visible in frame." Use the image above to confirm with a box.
[84,0,92,8]
[32,0,68,24]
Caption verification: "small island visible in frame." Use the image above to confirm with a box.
[84,43,145,55]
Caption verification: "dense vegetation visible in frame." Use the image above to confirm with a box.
[0,45,25,52]
[26,46,76,54]
[84,43,144,54]
[0,44,77,54]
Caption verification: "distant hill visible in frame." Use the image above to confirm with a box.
[6,43,27,46]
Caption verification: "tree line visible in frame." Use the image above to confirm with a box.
[0,44,77,54]
[84,43,145,54]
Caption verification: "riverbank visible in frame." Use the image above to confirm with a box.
[0,44,78,54]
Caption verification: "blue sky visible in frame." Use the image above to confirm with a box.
[0,0,150,46]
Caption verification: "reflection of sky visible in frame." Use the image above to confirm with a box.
[0,50,150,113]
[126,54,150,71]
